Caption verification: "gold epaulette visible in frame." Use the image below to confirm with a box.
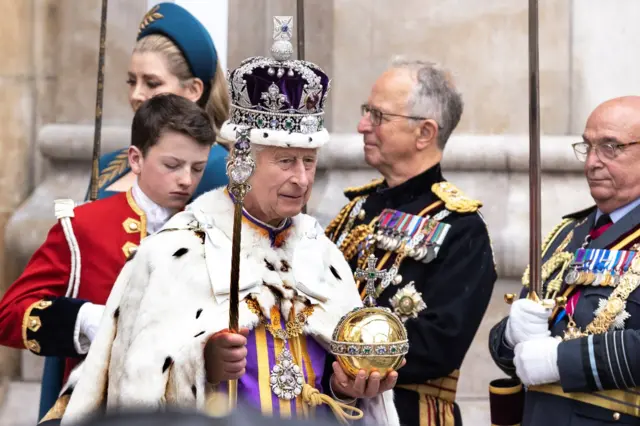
[343,178,384,199]
[431,182,482,213]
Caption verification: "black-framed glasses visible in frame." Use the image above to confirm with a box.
[572,141,640,162]
[360,104,428,126]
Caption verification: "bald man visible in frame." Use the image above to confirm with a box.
[488,96,640,426]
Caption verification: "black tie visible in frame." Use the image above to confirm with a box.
[594,214,612,230]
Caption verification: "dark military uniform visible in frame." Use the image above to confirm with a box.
[326,164,497,426]
[489,202,640,426]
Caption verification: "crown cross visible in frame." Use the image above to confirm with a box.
[355,254,388,306]
[273,16,293,41]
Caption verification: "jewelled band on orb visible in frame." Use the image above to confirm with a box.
[329,341,410,357]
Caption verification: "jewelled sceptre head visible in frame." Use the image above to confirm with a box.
[330,254,409,379]
[227,127,255,202]
[226,126,255,410]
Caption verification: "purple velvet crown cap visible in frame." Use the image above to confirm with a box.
[221,16,332,149]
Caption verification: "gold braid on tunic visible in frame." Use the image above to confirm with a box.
[521,218,575,298]
[325,198,359,241]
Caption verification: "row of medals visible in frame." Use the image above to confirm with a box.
[564,250,637,287]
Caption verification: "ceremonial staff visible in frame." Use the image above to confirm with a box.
[527,0,542,300]
[89,0,109,201]
[226,128,256,409]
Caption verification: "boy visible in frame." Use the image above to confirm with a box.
[0,93,215,394]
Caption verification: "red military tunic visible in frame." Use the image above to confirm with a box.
[0,189,147,382]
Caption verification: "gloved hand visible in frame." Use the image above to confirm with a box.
[514,337,561,386]
[505,298,553,347]
[74,302,106,354]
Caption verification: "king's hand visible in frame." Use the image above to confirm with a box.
[329,359,405,400]
[204,328,250,384]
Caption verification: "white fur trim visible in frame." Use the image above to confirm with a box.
[61,188,399,425]
[220,121,329,149]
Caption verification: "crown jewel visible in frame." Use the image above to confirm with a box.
[221,16,332,148]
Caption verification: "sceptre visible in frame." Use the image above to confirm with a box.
[225,128,256,410]
[89,0,109,201]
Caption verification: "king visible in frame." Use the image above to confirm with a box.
[58,16,400,426]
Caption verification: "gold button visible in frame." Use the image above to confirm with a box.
[613,412,621,421]
[129,222,138,231]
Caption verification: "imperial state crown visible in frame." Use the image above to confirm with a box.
[221,16,331,149]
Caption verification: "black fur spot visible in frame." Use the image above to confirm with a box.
[264,282,284,299]
[264,259,275,271]
[62,385,74,397]
[263,132,269,138]
[194,331,205,338]
[162,356,173,373]
[114,307,120,319]
[173,248,189,257]
[280,260,291,273]
[191,385,197,398]
[330,265,342,281]
[308,137,313,143]
[196,308,203,319]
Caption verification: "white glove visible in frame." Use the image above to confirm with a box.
[504,298,553,347]
[514,337,561,386]
[73,303,106,354]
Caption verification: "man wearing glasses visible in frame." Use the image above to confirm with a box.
[488,96,640,426]
[325,58,497,426]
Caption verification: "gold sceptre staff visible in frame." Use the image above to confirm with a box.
[504,0,565,309]
[89,0,109,201]
[225,127,256,410]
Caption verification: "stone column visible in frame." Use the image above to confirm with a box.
[0,0,60,380]
[1,0,146,382]
[570,0,640,132]
[154,0,230,71]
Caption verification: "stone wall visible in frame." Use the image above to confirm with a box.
[3,0,640,417]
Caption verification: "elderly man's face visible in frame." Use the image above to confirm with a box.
[244,146,317,225]
[582,97,640,213]
[357,68,420,171]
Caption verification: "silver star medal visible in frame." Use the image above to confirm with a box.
[594,298,630,330]
[390,282,427,322]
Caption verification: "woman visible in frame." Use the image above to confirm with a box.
[38,2,230,419]
[89,2,230,200]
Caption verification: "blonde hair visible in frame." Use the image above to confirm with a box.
[133,34,230,136]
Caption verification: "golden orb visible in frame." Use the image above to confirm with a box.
[330,305,409,379]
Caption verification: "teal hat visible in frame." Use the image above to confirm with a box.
[137,2,218,87]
